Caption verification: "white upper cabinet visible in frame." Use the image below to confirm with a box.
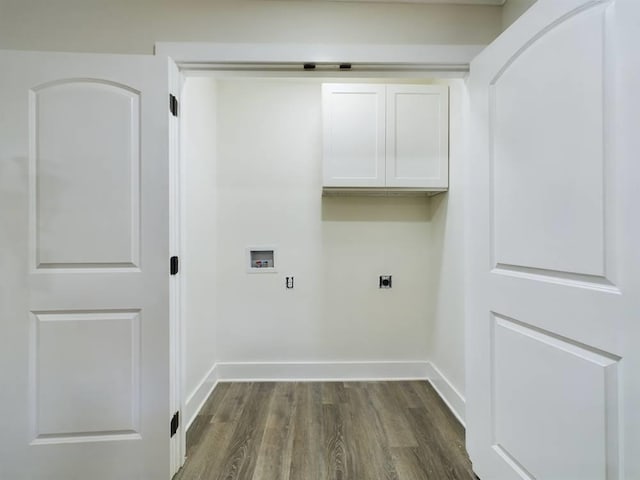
[322,83,449,192]
[322,84,386,187]
[386,85,449,189]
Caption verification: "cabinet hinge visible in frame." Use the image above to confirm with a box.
[170,411,179,438]
[170,256,179,275]
[169,94,179,117]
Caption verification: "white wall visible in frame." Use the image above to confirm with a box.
[181,78,218,422]
[182,76,468,413]
[0,0,502,54]
[428,79,468,409]
[213,78,433,366]
[502,0,537,29]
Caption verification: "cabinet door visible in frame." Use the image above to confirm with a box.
[322,84,386,187]
[385,85,449,188]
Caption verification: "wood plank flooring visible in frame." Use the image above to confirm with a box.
[174,381,477,480]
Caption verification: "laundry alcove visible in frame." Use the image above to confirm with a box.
[178,70,468,434]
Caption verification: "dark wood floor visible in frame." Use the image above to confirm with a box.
[174,381,476,480]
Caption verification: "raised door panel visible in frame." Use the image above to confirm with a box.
[322,84,385,187]
[32,80,140,270]
[492,314,619,480]
[386,85,449,189]
[492,5,606,277]
[32,311,141,443]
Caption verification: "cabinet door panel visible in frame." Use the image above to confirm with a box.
[322,84,385,187]
[386,85,448,188]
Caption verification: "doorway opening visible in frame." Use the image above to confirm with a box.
[169,55,471,477]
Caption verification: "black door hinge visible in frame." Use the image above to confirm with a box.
[169,94,179,117]
[170,411,179,438]
[170,256,179,275]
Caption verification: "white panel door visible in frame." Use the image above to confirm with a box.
[467,1,640,479]
[0,50,171,479]
[322,83,386,187]
[385,85,449,189]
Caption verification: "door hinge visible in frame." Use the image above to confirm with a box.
[170,256,179,275]
[169,94,179,117]
[170,411,179,438]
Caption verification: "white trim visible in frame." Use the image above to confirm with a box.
[154,42,486,75]
[168,58,184,478]
[215,361,430,381]
[184,364,219,431]
[426,362,466,426]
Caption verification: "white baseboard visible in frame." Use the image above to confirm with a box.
[215,361,430,382]
[184,363,219,431]
[425,362,466,426]
[183,360,466,432]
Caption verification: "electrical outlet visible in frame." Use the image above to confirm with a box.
[379,275,392,289]
[286,276,294,289]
